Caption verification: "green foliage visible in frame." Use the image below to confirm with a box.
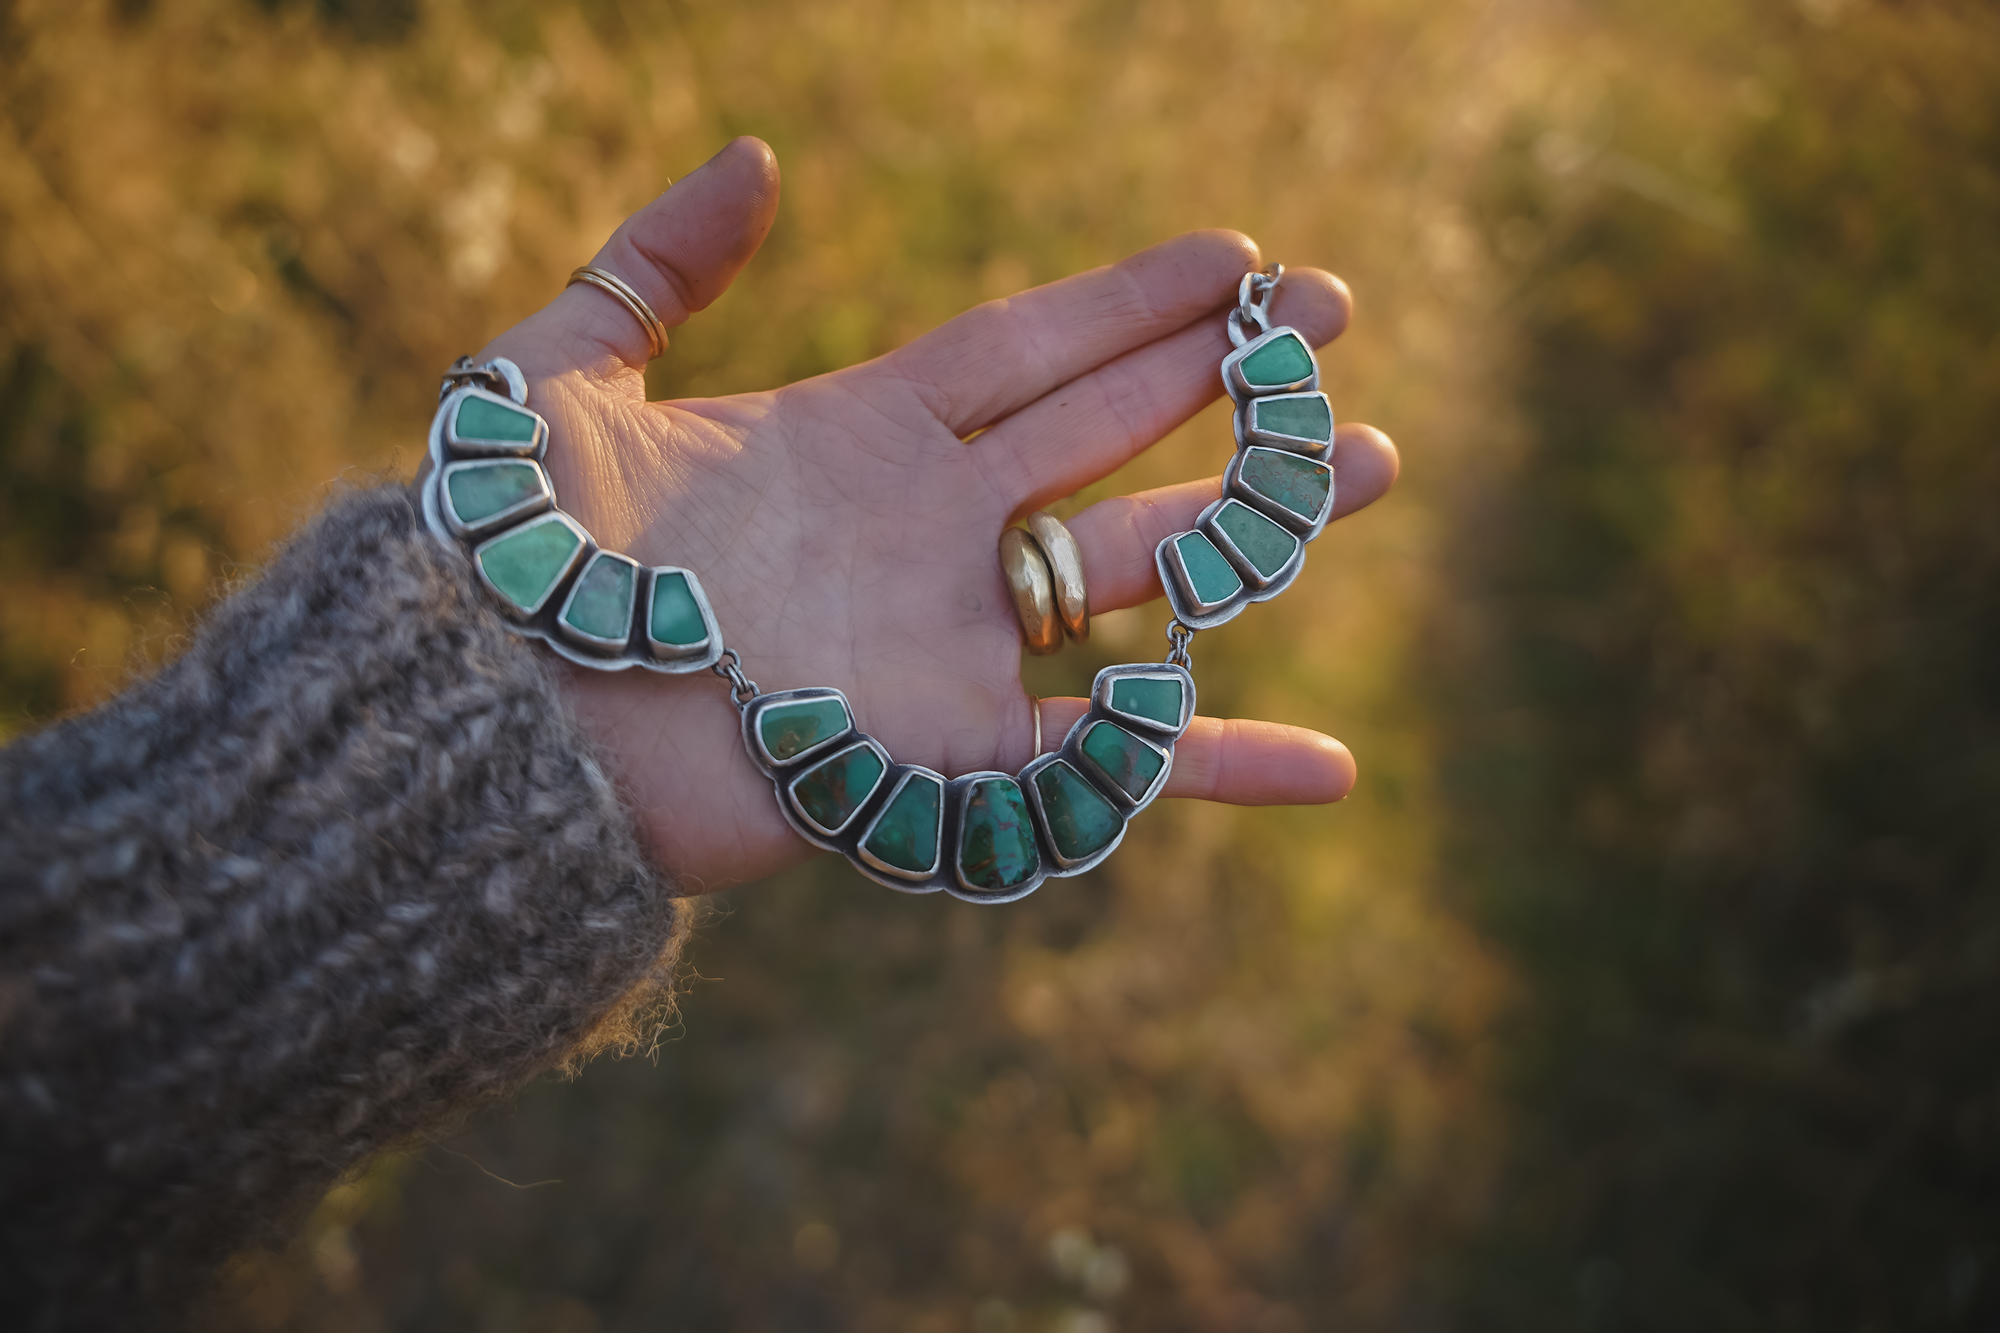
[1443,3,2000,1327]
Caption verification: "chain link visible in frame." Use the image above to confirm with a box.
[1164,620,1196,670]
[438,355,527,405]
[1226,263,1285,347]
[711,647,760,708]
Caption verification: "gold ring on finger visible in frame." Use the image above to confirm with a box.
[566,265,669,361]
[999,527,1062,655]
[1026,510,1089,643]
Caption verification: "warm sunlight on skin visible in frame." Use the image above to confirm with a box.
[483,137,1399,888]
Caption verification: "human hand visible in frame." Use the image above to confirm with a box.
[474,137,1399,891]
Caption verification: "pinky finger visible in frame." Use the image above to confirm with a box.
[1036,700,1355,805]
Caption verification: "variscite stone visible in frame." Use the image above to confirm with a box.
[1035,760,1123,861]
[475,517,583,614]
[1249,392,1333,447]
[1109,676,1184,730]
[455,395,540,445]
[759,698,851,763]
[649,572,708,647]
[862,773,943,875]
[1175,531,1244,606]
[1239,448,1333,524]
[1238,332,1314,390]
[445,460,543,525]
[959,777,1041,890]
[561,553,635,643]
[791,744,886,833]
[1080,720,1166,802]
[1214,500,1298,580]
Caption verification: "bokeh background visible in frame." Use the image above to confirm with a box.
[5,0,1998,1328]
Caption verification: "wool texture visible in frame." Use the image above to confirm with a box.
[0,485,688,1330]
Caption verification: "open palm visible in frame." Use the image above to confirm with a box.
[474,138,1398,891]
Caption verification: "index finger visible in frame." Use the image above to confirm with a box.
[879,230,1263,437]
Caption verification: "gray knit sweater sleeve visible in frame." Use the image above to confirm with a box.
[0,484,688,1329]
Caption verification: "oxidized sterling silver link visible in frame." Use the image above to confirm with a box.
[421,357,724,675]
[1158,265,1338,631]
[1165,621,1196,669]
[1227,263,1284,348]
[567,265,670,360]
[439,355,529,405]
[712,648,760,707]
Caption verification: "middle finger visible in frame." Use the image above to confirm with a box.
[966,267,1353,516]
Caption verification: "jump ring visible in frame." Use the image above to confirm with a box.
[1028,693,1043,757]
[566,265,670,361]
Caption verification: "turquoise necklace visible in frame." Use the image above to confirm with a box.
[421,266,1333,902]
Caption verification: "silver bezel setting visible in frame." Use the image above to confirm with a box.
[444,384,551,458]
[1224,446,1335,539]
[947,771,1050,904]
[853,765,949,889]
[742,687,857,774]
[641,566,724,673]
[422,364,727,676]
[1156,531,1250,630]
[1202,497,1307,595]
[1020,753,1128,874]
[1221,326,1320,404]
[554,549,643,655]
[784,736,895,843]
[470,511,591,619]
[439,458,555,539]
[1233,390,1336,457]
[1091,662,1197,737]
[1067,717,1174,814]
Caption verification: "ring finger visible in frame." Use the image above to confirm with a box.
[1060,421,1401,614]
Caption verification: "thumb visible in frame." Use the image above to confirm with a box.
[483,136,782,388]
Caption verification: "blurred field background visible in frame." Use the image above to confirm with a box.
[4,0,1998,1329]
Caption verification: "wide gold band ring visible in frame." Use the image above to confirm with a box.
[999,511,1090,655]
[566,265,670,361]
[1027,510,1090,643]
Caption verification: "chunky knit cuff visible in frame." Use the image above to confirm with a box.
[0,484,687,1329]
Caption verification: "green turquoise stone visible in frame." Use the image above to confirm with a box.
[562,553,635,642]
[759,697,851,763]
[1034,761,1123,862]
[1110,676,1184,729]
[476,518,582,612]
[1252,393,1333,444]
[649,572,708,647]
[455,395,539,444]
[959,777,1041,890]
[1081,720,1166,801]
[1175,531,1243,606]
[1214,500,1298,579]
[445,461,542,524]
[791,744,886,832]
[1238,332,1314,389]
[1240,449,1332,522]
[863,774,942,873]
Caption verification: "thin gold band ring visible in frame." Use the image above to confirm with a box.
[566,265,670,360]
